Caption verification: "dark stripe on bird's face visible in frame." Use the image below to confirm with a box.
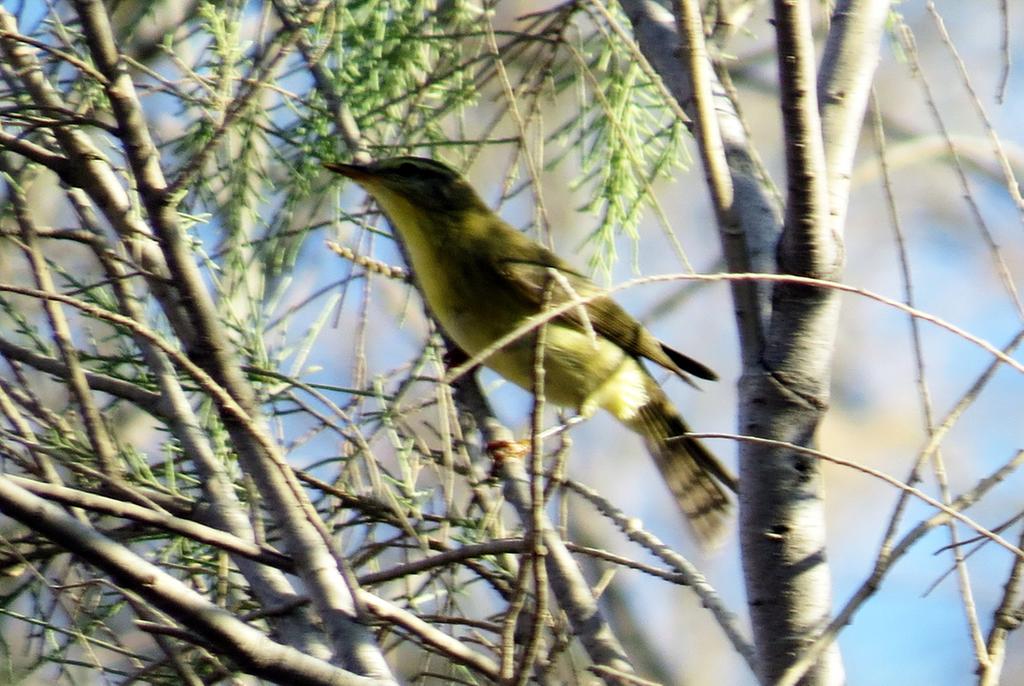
[370,157,461,182]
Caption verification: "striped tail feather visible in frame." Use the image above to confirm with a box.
[626,383,735,547]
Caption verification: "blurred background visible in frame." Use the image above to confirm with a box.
[1,0,1021,684]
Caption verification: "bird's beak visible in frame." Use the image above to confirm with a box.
[323,161,372,183]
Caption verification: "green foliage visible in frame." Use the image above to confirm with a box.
[0,1,701,682]
[553,5,691,276]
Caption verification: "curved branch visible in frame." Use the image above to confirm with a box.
[0,476,385,686]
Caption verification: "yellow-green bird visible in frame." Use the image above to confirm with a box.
[325,156,736,545]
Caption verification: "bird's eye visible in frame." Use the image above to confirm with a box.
[397,162,421,176]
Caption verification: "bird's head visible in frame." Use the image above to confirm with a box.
[323,156,487,217]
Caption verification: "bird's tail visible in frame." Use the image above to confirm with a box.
[624,383,735,547]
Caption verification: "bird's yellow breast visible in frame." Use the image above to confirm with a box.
[483,325,651,417]
[381,201,515,350]
[376,190,650,416]
[372,188,468,319]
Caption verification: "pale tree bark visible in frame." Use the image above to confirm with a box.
[0,476,385,686]
[2,3,394,680]
[621,0,892,683]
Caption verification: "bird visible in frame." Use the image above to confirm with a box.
[324,156,736,545]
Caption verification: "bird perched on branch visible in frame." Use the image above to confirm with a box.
[325,156,736,545]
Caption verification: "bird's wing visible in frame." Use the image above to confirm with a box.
[495,256,717,382]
